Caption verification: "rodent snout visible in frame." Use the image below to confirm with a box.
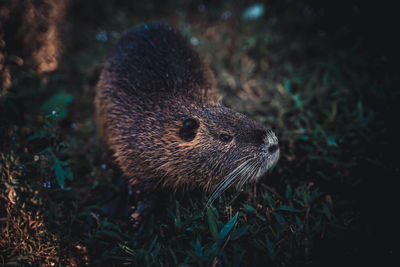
[268,144,279,154]
[264,129,279,154]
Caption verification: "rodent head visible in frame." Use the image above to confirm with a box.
[158,103,279,203]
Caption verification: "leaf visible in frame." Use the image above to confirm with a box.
[102,220,122,232]
[195,240,203,258]
[285,184,292,200]
[38,147,52,155]
[27,134,44,141]
[256,214,267,221]
[265,236,276,260]
[45,119,56,132]
[4,262,19,266]
[205,243,218,259]
[276,205,302,213]
[264,192,275,209]
[273,212,287,230]
[97,230,123,241]
[174,201,182,230]
[242,204,257,214]
[169,248,178,265]
[327,136,338,147]
[207,208,218,241]
[293,93,302,108]
[218,212,238,243]
[147,235,158,252]
[230,225,249,240]
[120,244,137,257]
[65,167,74,181]
[321,203,337,223]
[284,79,291,92]
[42,90,74,119]
[295,216,303,228]
[52,159,65,189]
[151,244,160,258]
[301,135,309,141]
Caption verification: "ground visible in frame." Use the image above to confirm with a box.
[0,1,398,266]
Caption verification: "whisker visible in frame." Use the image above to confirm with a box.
[236,160,259,189]
[207,156,256,206]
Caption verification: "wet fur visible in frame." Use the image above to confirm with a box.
[95,23,278,222]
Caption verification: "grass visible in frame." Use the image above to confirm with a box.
[1,1,398,266]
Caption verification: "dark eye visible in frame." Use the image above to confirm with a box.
[183,118,198,129]
[179,118,199,141]
[219,133,233,143]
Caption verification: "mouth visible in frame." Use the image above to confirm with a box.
[206,145,280,206]
[254,148,280,181]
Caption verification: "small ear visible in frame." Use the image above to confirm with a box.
[179,118,199,141]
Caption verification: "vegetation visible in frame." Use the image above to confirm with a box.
[1,1,397,266]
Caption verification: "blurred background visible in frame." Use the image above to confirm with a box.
[1,0,398,266]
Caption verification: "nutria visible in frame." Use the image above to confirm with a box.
[95,23,279,224]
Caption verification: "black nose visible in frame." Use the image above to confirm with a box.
[268,144,278,153]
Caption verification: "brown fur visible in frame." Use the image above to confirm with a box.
[95,24,279,218]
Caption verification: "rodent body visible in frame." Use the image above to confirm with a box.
[95,23,279,214]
